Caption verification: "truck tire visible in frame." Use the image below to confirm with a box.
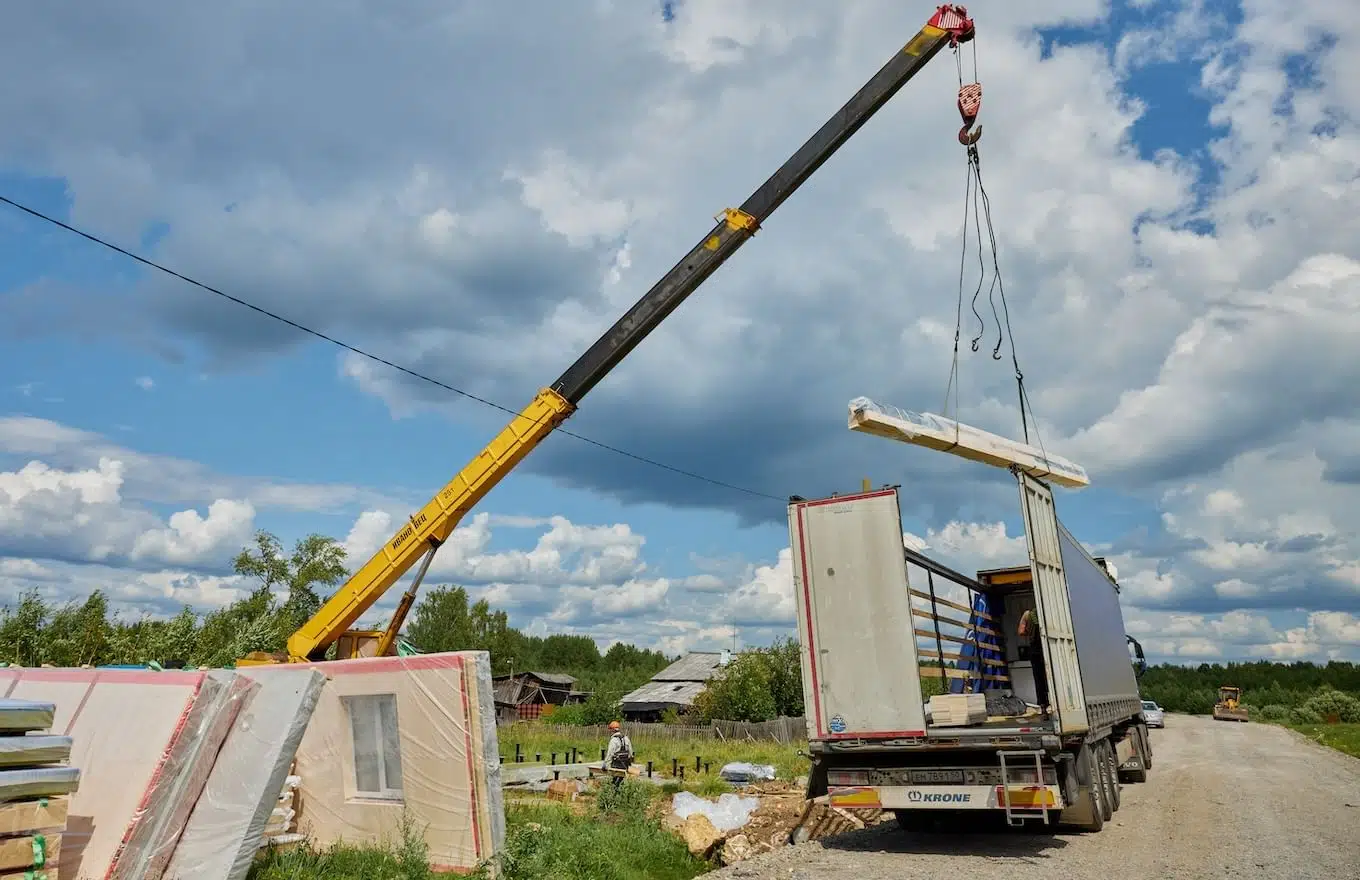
[1093,742,1113,821]
[1138,722,1153,768]
[1062,744,1105,832]
[1101,740,1121,811]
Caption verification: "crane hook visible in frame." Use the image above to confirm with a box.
[957,82,982,146]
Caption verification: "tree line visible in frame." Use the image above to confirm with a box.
[2,529,1357,726]
[0,530,670,700]
[1139,659,1360,723]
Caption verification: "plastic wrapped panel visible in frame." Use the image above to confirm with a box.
[164,667,325,880]
[0,700,55,734]
[3,667,209,880]
[0,735,73,767]
[847,397,1090,488]
[0,766,81,801]
[108,670,255,880]
[278,651,503,872]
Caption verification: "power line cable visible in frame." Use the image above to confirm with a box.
[0,194,782,502]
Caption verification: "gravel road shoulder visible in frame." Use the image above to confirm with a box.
[708,714,1360,880]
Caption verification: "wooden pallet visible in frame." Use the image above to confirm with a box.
[0,796,69,878]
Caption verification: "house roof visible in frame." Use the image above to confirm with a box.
[619,679,709,709]
[491,671,577,685]
[651,652,725,682]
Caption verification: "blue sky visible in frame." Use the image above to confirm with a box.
[2,0,1358,663]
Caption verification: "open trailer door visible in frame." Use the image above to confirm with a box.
[789,489,927,740]
[1016,471,1090,735]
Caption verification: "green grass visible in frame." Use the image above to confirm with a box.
[498,725,809,781]
[478,781,711,880]
[247,814,433,880]
[1288,722,1360,759]
[250,781,711,880]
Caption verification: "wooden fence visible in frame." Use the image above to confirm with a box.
[497,716,807,744]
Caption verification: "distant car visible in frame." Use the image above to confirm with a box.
[1141,699,1165,728]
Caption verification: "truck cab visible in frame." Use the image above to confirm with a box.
[789,472,1153,832]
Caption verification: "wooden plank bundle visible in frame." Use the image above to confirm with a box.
[927,693,988,727]
[847,397,1090,489]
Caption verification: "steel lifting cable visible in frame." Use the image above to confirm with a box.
[942,38,1047,454]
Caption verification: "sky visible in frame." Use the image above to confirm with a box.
[1,0,1358,665]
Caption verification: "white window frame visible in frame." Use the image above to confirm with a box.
[343,693,404,801]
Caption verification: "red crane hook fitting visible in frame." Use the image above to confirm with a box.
[957,82,982,146]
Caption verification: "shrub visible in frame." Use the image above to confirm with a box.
[1290,705,1323,725]
[1258,704,1291,722]
[1300,686,1360,723]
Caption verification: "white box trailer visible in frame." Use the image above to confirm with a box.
[789,471,1152,832]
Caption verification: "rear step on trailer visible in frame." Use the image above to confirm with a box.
[998,750,1050,826]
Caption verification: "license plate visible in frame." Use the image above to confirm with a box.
[910,769,964,784]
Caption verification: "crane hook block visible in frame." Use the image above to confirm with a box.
[957,82,982,146]
[928,5,976,45]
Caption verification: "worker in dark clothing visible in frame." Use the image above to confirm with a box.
[1018,608,1049,711]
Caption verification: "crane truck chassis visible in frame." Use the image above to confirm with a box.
[238,5,983,666]
[790,471,1153,832]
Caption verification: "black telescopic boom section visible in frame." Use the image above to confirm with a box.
[551,11,972,404]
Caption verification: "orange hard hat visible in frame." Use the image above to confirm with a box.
[608,720,621,730]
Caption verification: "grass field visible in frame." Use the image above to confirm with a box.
[1288,722,1360,759]
[498,724,810,781]
[248,780,710,880]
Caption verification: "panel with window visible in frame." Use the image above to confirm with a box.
[343,693,404,801]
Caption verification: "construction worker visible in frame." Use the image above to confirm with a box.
[1017,608,1049,711]
[604,720,633,772]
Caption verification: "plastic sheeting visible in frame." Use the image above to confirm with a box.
[2,666,214,880]
[0,699,55,733]
[164,667,325,880]
[108,670,255,880]
[0,765,81,800]
[0,735,73,767]
[847,397,1090,489]
[718,763,777,784]
[671,792,761,832]
[280,651,503,872]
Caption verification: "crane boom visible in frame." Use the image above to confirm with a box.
[273,5,977,663]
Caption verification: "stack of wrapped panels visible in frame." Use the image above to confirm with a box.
[0,698,81,878]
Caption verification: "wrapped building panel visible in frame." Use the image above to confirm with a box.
[0,699,55,734]
[108,670,255,880]
[847,397,1090,489]
[0,735,73,767]
[4,667,209,880]
[0,765,81,801]
[164,667,325,880]
[266,651,503,872]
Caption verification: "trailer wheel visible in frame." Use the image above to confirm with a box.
[1093,742,1114,821]
[1101,740,1121,811]
[1064,744,1105,832]
[1138,722,1153,768]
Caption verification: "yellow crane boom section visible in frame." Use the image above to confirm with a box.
[284,387,573,661]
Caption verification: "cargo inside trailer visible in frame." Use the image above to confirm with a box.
[909,557,1053,731]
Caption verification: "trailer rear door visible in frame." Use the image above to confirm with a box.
[1017,472,1090,735]
[789,489,927,740]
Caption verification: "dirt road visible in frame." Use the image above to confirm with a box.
[710,715,1360,880]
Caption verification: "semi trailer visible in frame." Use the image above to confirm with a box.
[789,470,1152,832]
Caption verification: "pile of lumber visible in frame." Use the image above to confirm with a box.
[928,693,988,727]
[0,698,82,878]
[261,770,304,848]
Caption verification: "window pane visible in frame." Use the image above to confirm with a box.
[346,696,381,794]
[379,694,403,793]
